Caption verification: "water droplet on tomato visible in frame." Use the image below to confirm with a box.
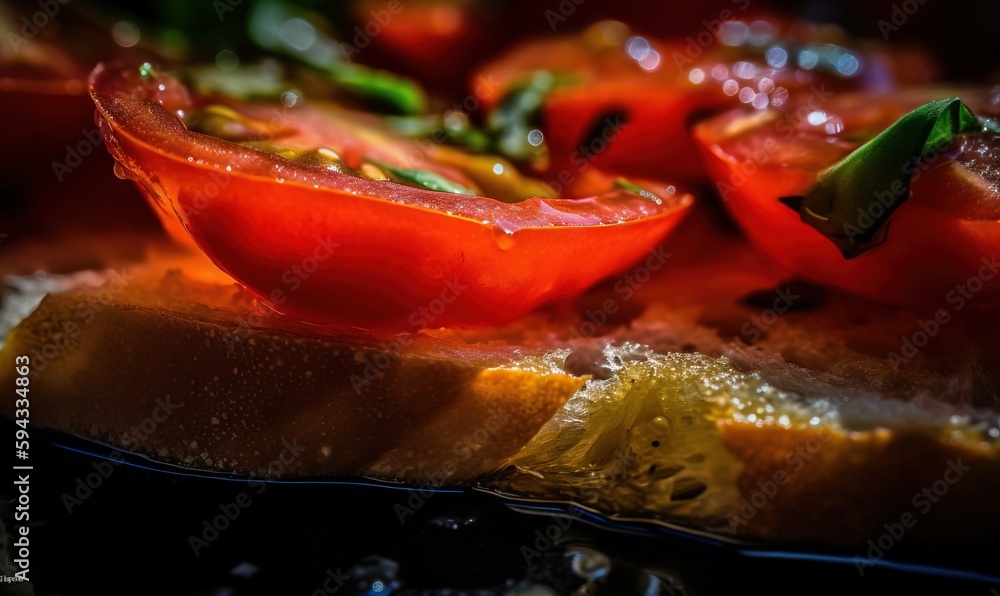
[798,50,819,70]
[492,228,516,251]
[806,110,827,126]
[837,53,860,76]
[733,61,756,80]
[770,87,789,107]
[113,162,130,180]
[824,116,844,135]
[112,21,140,48]
[765,46,788,68]
[638,50,661,72]
[626,36,651,61]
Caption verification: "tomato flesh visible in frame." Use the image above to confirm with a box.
[693,89,1000,306]
[89,62,693,330]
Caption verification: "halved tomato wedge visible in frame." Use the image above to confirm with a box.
[89,61,693,331]
[474,18,936,182]
[693,89,1000,306]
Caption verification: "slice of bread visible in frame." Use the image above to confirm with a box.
[2,206,998,546]
[0,260,584,483]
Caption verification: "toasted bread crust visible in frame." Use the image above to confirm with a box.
[0,283,584,482]
[719,422,1000,544]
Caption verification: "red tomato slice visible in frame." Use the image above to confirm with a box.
[89,62,693,331]
[476,18,936,182]
[693,89,1000,307]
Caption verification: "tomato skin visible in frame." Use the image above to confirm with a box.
[693,94,1000,308]
[90,63,693,330]
[541,82,723,185]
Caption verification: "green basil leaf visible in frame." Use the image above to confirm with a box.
[780,98,990,259]
[248,0,426,114]
[367,160,477,196]
[325,62,427,116]
[488,71,577,162]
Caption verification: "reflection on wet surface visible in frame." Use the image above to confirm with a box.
[4,421,998,595]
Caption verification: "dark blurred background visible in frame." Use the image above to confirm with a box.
[67,0,1000,96]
